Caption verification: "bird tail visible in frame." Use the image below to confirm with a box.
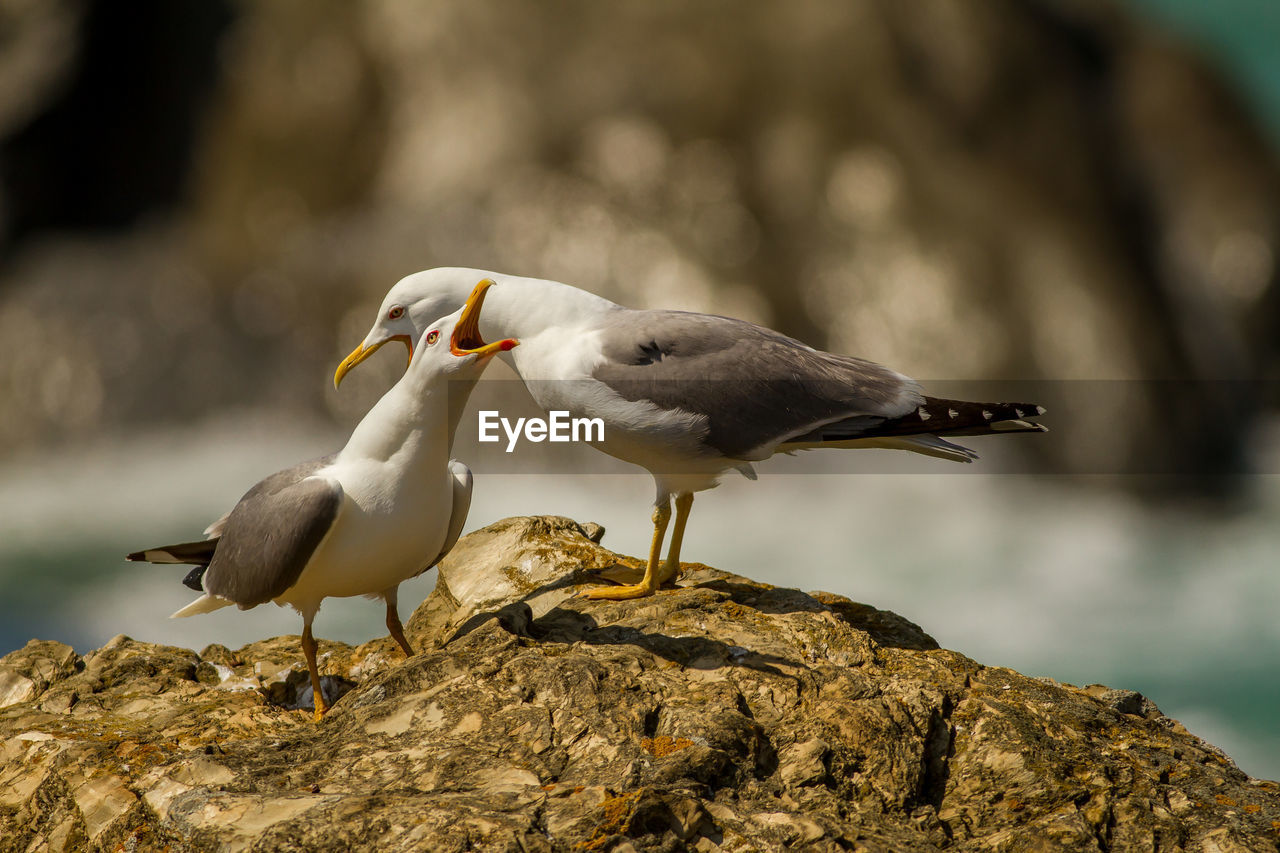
[781,397,1046,462]
[126,539,218,566]
[869,397,1047,439]
[170,593,233,619]
[127,539,219,592]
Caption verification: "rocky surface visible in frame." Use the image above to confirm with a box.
[1,516,1277,851]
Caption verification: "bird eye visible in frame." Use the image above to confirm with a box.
[388,306,405,320]
[425,330,440,345]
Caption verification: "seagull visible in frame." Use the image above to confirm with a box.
[334,268,1045,601]
[129,279,517,719]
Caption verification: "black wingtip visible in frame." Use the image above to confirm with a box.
[125,539,218,567]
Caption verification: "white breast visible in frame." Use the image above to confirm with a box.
[272,463,453,611]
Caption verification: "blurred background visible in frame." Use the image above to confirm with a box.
[1,0,1278,776]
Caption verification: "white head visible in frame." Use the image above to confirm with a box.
[334,268,498,387]
[336,275,516,388]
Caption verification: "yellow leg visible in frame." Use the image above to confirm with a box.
[385,599,414,657]
[301,623,329,722]
[583,499,671,600]
[658,492,693,586]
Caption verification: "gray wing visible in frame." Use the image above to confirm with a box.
[203,454,336,537]
[592,310,921,458]
[201,455,343,608]
[417,460,473,575]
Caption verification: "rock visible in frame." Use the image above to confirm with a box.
[1,516,1277,851]
[0,640,79,709]
[777,738,830,788]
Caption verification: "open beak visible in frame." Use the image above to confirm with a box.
[333,333,413,389]
[451,278,519,358]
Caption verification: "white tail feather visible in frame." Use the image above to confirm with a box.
[170,594,233,619]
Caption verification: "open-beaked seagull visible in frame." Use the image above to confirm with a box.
[130,279,517,718]
[334,268,1045,602]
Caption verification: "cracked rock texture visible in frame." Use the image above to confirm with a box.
[1,516,1277,851]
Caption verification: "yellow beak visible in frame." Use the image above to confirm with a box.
[451,278,519,357]
[333,278,517,390]
[333,333,412,389]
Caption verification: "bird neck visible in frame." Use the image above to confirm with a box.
[478,274,619,358]
[339,371,476,467]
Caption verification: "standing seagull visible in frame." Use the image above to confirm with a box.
[129,280,517,718]
[335,268,1045,601]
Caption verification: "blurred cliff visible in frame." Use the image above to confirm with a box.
[0,0,1277,488]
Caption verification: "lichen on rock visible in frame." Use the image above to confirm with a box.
[1,516,1277,851]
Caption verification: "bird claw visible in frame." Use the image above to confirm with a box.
[580,583,657,601]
